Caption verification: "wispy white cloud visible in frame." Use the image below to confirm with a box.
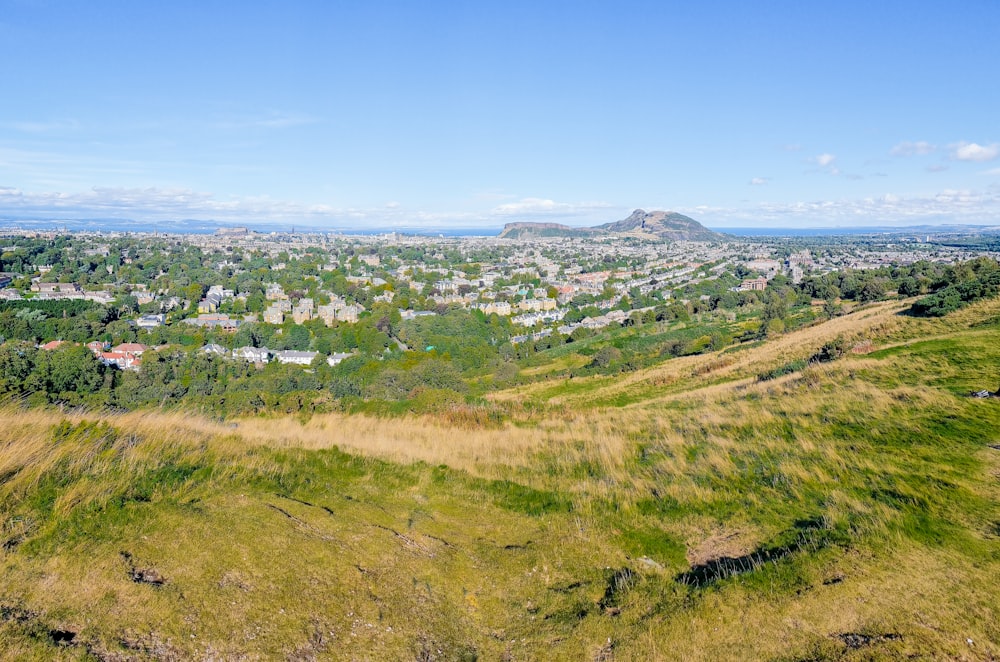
[0,185,337,221]
[749,177,769,186]
[0,185,495,229]
[0,146,270,192]
[681,186,1000,226]
[0,147,89,169]
[805,153,864,179]
[812,153,836,167]
[890,141,936,157]
[213,112,318,130]
[950,141,999,162]
[4,184,999,231]
[0,119,80,133]
[0,147,156,190]
[491,197,611,217]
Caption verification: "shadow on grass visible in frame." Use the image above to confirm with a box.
[675,516,844,588]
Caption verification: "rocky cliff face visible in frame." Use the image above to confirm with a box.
[597,210,723,241]
[497,222,595,239]
[497,210,724,241]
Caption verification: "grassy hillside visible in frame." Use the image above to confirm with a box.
[0,299,998,660]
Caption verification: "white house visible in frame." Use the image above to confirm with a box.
[200,343,228,356]
[273,350,318,366]
[233,346,270,363]
[136,314,166,329]
[327,352,353,367]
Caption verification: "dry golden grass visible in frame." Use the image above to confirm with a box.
[543,300,912,409]
[1,296,998,660]
[0,305,958,500]
[630,540,1000,662]
[0,296,980,515]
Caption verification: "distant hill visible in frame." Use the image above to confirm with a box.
[495,222,596,239]
[497,209,724,241]
[597,209,724,241]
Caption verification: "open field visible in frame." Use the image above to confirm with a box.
[1,299,999,660]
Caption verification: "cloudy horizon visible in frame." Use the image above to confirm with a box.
[2,2,998,230]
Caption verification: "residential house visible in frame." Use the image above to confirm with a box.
[316,304,337,326]
[113,343,148,356]
[83,291,116,305]
[99,351,140,371]
[746,259,782,276]
[208,285,234,299]
[198,293,221,313]
[263,306,284,325]
[161,296,184,311]
[740,277,768,291]
[516,298,556,313]
[200,343,228,356]
[184,314,241,331]
[265,283,288,301]
[327,352,353,367]
[273,350,319,366]
[136,314,166,329]
[399,309,436,321]
[31,282,80,294]
[477,301,512,316]
[233,346,270,364]
[510,329,552,345]
[511,309,566,327]
[336,304,362,323]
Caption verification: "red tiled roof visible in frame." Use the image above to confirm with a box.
[112,343,147,353]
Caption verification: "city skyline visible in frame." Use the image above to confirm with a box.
[2,1,999,229]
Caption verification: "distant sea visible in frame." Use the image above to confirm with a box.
[714,227,896,237]
[714,225,1000,237]
[0,217,504,237]
[2,217,998,238]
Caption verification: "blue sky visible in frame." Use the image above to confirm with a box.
[1,0,999,229]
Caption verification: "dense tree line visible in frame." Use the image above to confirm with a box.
[909,257,1000,316]
[0,342,111,406]
[3,236,997,417]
